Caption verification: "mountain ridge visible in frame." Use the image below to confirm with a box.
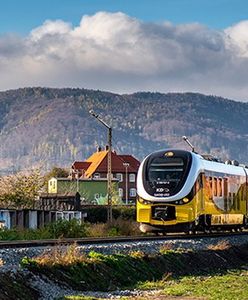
[0,87,247,174]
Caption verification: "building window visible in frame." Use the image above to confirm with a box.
[130,188,137,197]
[119,188,123,197]
[107,173,114,179]
[94,173,100,179]
[129,174,135,182]
[56,212,63,220]
[116,173,123,182]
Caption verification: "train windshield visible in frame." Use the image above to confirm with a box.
[149,158,184,184]
[144,150,192,197]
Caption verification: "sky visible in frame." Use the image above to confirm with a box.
[1,0,248,101]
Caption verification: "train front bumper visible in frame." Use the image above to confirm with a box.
[137,201,195,226]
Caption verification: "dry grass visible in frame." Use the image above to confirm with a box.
[129,250,146,258]
[207,240,231,250]
[159,242,174,253]
[0,258,4,266]
[88,219,140,237]
[34,243,86,266]
[87,223,108,237]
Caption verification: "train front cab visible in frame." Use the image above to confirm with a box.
[136,149,201,233]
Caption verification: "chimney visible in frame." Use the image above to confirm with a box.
[97,145,102,152]
[105,145,109,151]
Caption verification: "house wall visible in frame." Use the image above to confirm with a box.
[48,179,120,205]
[92,172,137,204]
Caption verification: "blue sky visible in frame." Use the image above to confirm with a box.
[1,0,248,100]
[1,0,248,34]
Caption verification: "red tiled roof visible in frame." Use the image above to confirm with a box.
[72,151,141,178]
[119,155,140,169]
[86,151,140,176]
[72,161,91,170]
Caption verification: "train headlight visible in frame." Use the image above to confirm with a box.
[182,197,189,203]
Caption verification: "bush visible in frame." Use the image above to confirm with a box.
[87,217,139,237]
[0,219,88,240]
[47,219,88,239]
[84,206,136,223]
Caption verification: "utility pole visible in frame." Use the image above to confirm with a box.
[89,110,113,223]
[76,169,79,193]
[123,162,129,205]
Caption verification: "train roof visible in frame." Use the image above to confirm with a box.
[194,152,248,176]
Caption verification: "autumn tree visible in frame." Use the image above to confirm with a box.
[0,169,45,208]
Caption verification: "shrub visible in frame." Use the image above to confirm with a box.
[0,219,88,241]
[84,206,136,223]
[47,219,88,239]
[106,218,140,236]
[22,243,86,267]
[87,223,108,237]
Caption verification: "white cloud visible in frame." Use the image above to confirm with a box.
[225,20,248,57]
[0,12,248,101]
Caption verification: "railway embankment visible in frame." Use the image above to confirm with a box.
[0,240,248,299]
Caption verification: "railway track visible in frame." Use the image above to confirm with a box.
[0,230,248,248]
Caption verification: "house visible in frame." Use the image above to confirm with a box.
[48,177,120,205]
[70,148,140,204]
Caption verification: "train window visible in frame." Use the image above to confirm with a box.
[209,177,213,194]
[214,177,217,197]
[198,174,203,188]
[218,178,223,197]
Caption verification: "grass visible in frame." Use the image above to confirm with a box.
[87,218,140,237]
[60,270,248,299]
[138,269,248,300]
[63,270,248,300]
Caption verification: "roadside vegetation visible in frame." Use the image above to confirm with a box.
[0,218,139,240]
[20,242,248,300]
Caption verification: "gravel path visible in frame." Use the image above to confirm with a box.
[0,234,248,299]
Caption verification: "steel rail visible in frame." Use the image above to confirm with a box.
[0,231,247,249]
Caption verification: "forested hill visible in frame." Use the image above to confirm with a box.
[0,87,247,174]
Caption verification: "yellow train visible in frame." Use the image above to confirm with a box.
[136,149,248,233]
